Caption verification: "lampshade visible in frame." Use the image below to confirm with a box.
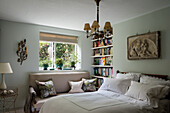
[84,23,91,30]
[91,21,100,29]
[104,22,112,30]
[0,63,13,74]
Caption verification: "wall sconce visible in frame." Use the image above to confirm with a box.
[16,39,28,65]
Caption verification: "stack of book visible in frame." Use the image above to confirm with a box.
[93,38,112,48]
[93,47,113,56]
[94,67,113,77]
[94,57,105,65]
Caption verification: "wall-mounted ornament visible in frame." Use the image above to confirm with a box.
[16,39,28,65]
[127,31,160,60]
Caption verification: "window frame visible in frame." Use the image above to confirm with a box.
[39,40,80,71]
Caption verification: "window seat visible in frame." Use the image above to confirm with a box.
[24,71,90,113]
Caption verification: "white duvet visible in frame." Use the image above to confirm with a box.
[40,90,170,113]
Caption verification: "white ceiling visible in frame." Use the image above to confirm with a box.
[0,0,170,31]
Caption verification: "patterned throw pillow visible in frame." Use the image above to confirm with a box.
[36,79,57,98]
[82,78,97,92]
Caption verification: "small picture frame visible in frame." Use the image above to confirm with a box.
[127,31,160,60]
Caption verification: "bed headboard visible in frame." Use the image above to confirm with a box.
[116,70,168,80]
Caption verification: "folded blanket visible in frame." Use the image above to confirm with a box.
[64,93,126,110]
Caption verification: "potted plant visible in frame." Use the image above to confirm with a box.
[41,60,52,70]
[55,58,63,70]
[70,53,80,70]
[63,61,72,70]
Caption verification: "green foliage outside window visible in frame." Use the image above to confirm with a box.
[55,43,75,58]
[39,42,49,61]
[39,41,78,69]
[39,42,51,67]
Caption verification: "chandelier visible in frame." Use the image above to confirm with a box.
[84,0,112,38]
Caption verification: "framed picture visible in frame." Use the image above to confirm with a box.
[127,31,160,60]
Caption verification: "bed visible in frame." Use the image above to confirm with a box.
[39,71,170,113]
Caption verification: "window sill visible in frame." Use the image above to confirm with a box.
[38,70,88,74]
[39,67,82,72]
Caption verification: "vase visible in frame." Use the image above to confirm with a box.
[56,64,63,70]
[71,61,76,70]
[43,64,49,70]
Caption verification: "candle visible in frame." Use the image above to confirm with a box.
[26,46,27,54]
[17,41,19,51]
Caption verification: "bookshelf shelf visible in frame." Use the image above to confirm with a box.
[91,35,113,42]
[91,75,107,79]
[91,65,113,67]
[91,55,113,57]
[91,45,113,49]
[91,35,113,88]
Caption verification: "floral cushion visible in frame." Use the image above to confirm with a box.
[36,79,57,98]
[82,78,97,92]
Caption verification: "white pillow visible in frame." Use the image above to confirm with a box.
[146,85,169,108]
[140,76,170,87]
[128,72,141,81]
[68,81,84,93]
[116,73,141,81]
[125,81,169,108]
[99,78,131,94]
[147,85,170,99]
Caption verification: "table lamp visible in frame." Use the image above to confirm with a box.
[0,63,13,89]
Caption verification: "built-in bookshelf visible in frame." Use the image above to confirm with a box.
[91,35,113,88]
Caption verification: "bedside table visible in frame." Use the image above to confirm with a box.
[0,88,18,113]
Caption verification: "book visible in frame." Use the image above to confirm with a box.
[110,39,112,45]
[102,48,104,55]
[95,49,100,56]
[100,40,104,46]
[101,68,103,76]
[106,68,108,77]
[105,57,109,65]
[100,49,102,55]
[110,47,113,55]
[107,39,112,45]
[94,58,100,65]
[104,48,107,55]
[97,40,100,47]
[104,39,107,46]
[99,68,101,76]
[100,57,105,66]
[103,68,105,77]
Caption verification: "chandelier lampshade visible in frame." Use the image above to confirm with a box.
[91,20,100,29]
[84,23,91,31]
[104,22,112,30]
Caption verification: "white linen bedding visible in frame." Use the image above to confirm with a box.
[40,90,170,113]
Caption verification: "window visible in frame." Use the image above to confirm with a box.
[39,32,80,70]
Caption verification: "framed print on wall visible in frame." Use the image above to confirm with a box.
[127,31,160,60]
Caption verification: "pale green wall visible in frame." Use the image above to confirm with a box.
[113,6,170,77]
[0,20,91,108]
